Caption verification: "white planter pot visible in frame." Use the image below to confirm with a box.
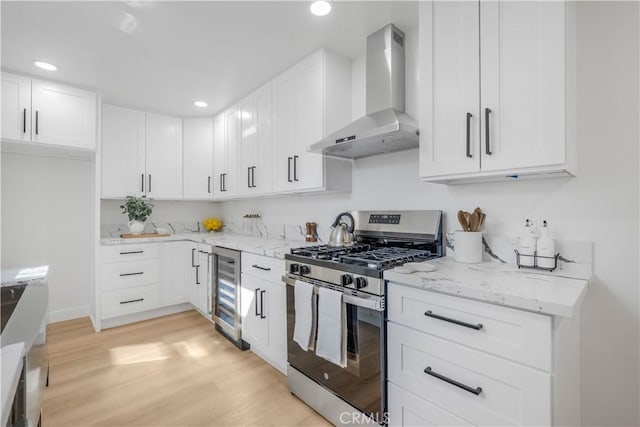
[127,220,145,235]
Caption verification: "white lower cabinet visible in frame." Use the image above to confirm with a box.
[387,283,580,426]
[162,241,193,306]
[100,243,161,320]
[195,244,213,316]
[240,253,286,374]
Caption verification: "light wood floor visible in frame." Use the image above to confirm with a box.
[43,311,331,427]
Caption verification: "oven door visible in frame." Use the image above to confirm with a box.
[284,274,386,422]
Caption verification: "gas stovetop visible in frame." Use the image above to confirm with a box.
[290,244,433,270]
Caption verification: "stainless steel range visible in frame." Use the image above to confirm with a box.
[283,210,443,425]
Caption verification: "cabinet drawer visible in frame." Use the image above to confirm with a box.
[388,323,551,426]
[102,243,160,263]
[241,253,285,283]
[388,382,471,427]
[388,284,551,371]
[101,284,160,319]
[101,259,159,291]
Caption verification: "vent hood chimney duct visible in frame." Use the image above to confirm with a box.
[308,24,419,159]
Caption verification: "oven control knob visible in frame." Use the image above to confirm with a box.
[289,263,299,274]
[355,277,368,289]
[341,274,353,287]
[299,265,310,275]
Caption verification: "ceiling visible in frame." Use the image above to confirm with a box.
[1,1,418,117]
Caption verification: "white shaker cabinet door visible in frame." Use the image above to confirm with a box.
[272,68,297,193]
[161,241,192,307]
[101,104,146,198]
[145,113,183,199]
[241,274,269,351]
[183,118,214,200]
[31,79,96,149]
[479,0,566,172]
[294,51,324,191]
[419,0,481,178]
[1,72,31,141]
[238,93,257,196]
[254,83,274,194]
[212,112,226,198]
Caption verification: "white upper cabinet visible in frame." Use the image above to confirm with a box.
[419,0,575,183]
[101,105,183,199]
[239,82,273,196]
[182,118,214,200]
[212,112,227,197]
[1,72,96,150]
[1,72,31,141]
[272,49,352,194]
[479,0,567,172]
[145,113,183,200]
[101,104,146,198]
[213,106,240,199]
[419,1,480,177]
[31,79,97,149]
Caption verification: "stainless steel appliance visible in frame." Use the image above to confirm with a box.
[284,210,443,425]
[308,24,419,159]
[211,247,249,349]
[1,268,49,427]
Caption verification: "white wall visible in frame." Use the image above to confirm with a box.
[1,152,95,323]
[220,5,640,425]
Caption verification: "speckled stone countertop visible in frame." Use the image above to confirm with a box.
[100,232,316,259]
[384,257,589,318]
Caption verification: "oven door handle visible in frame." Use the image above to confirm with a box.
[282,275,384,312]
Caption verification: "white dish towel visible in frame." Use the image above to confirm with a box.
[293,280,317,351]
[315,287,347,368]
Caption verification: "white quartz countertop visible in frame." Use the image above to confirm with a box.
[384,257,589,318]
[1,265,48,285]
[1,342,25,427]
[101,232,316,259]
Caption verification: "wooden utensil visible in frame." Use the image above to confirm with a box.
[464,212,471,231]
[469,211,480,232]
[457,210,469,231]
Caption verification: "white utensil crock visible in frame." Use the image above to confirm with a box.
[454,231,483,263]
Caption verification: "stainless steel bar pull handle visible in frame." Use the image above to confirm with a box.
[247,167,252,188]
[208,176,211,194]
[252,264,271,271]
[424,310,483,330]
[141,174,145,193]
[191,248,197,267]
[424,367,483,396]
[466,112,472,158]
[35,110,39,135]
[195,265,200,284]
[119,272,143,277]
[485,108,492,155]
[293,155,299,181]
[23,108,27,133]
[148,174,152,193]
[251,166,256,188]
[287,157,293,182]
[120,250,143,255]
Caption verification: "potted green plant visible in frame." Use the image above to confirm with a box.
[120,196,153,235]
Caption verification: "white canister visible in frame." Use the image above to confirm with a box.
[454,231,483,263]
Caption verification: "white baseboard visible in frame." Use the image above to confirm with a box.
[48,305,90,323]
[100,303,193,330]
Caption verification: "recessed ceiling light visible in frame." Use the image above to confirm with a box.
[194,101,208,108]
[34,61,57,71]
[310,1,331,16]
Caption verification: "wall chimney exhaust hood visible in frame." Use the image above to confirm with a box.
[308,24,419,160]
